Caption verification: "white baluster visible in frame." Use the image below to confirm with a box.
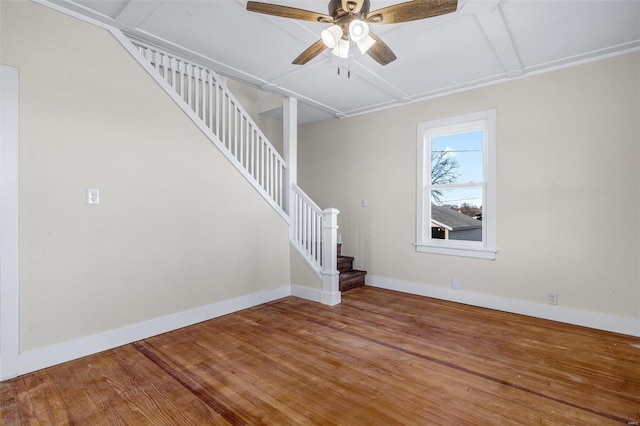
[303,200,308,251]
[233,104,238,159]
[277,160,282,208]
[294,191,299,244]
[260,137,265,188]
[279,161,283,208]
[195,68,200,118]
[273,155,278,203]
[222,93,227,148]
[171,58,177,92]
[267,148,272,198]
[189,66,193,107]
[227,96,232,150]
[267,150,272,198]
[207,74,213,130]
[316,212,322,265]
[254,130,259,182]
[178,61,185,101]
[199,69,204,120]
[311,207,316,260]
[240,117,246,168]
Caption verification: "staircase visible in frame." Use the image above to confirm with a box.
[337,244,366,292]
[119,35,344,304]
[126,37,286,219]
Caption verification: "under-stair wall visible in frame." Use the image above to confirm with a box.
[127,37,288,220]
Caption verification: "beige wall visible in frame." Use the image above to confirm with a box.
[1,1,290,351]
[290,248,322,290]
[299,52,640,323]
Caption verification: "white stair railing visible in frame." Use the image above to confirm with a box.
[119,35,341,304]
[291,184,325,272]
[128,38,286,216]
[291,184,340,305]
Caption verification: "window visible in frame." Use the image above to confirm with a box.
[416,110,496,259]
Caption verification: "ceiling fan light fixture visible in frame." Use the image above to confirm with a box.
[332,38,350,58]
[356,35,376,54]
[321,25,343,49]
[248,0,460,66]
[348,19,369,43]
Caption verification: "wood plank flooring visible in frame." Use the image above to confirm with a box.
[1,286,639,425]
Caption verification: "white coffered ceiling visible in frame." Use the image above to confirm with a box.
[49,0,640,123]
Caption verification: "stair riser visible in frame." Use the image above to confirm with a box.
[339,269,366,292]
[337,261,353,272]
[340,276,366,292]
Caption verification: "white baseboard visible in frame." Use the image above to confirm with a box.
[366,275,640,337]
[291,284,342,306]
[23,274,634,379]
[291,284,322,303]
[18,286,291,377]
[15,281,337,379]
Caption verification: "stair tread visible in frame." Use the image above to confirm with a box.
[337,255,354,261]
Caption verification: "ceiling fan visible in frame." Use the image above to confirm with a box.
[246,0,458,65]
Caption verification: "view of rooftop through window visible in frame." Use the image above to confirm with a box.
[429,129,484,241]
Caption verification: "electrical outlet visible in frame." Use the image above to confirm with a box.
[547,292,558,305]
[87,189,99,205]
[451,278,461,290]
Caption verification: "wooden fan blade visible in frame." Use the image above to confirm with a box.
[367,0,457,25]
[293,39,328,65]
[247,1,332,23]
[366,33,397,65]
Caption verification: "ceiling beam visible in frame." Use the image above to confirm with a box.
[475,5,523,78]
[115,0,162,28]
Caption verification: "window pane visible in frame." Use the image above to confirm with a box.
[431,130,484,185]
[430,188,483,242]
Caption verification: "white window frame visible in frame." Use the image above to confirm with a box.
[416,109,497,260]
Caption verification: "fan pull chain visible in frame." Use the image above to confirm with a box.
[336,67,351,79]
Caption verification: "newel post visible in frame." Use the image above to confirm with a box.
[283,97,297,219]
[321,208,341,306]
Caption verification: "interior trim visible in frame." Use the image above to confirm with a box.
[0,65,20,381]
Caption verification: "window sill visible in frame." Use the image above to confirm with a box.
[415,244,496,260]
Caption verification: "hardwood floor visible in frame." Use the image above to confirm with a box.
[1,286,639,425]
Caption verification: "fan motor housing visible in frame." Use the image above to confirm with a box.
[328,0,370,20]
